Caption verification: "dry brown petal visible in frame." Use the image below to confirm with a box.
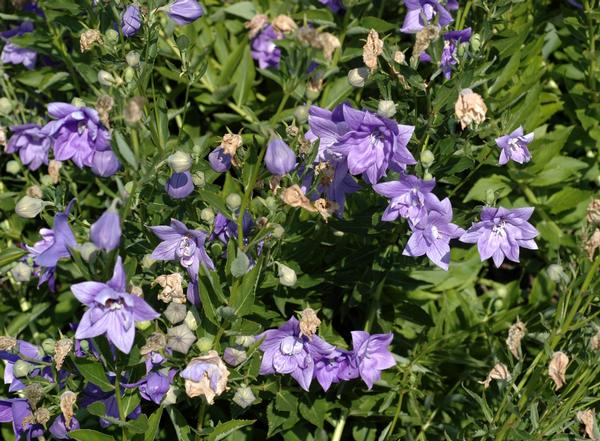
[269,175,282,194]
[588,200,600,226]
[548,351,569,390]
[313,198,338,222]
[591,328,600,351]
[286,125,299,138]
[245,14,269,39]
[34,408,50,425]
[586,229,600,261]
[363,29,384,72]
[308,71,325,93]
[317,32,341,61]
[96,95,114,129]
[577,409,599,441]
[184,351,229,404]
[272,15,297,34]
[479,363,511,389]
[297,26,320,47]
[281,185,317,212]
[24,383,44,408]
[124,96,146,125]
[26,186,43,199]
[412,26,440,61]
[393,50,406,64]
[298,137,312,155]
[140,332,167,355]
[454,89,487,129]
[221,133,243,157]
[48,160,62,184]
[315,161,335,187]
[299,308,321,338]
[60,391,77,429]
[506,320,526,359]
[154,273,185,304]
[54,338,73,371]
[80,29,103,53]
[0,336,17,351]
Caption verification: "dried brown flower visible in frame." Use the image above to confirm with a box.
[60,391,77,429]
[0,336,17,351]
[154,273,185,304]
[591,328,600,351]
[587,200,600,226]
[96,95,114,129]
[506,320,526,359]
[363,29,384,72]
[124,96,146,125]
[548,351,569,390]
[34,408,50,425]
[24,383,44,408]
[317,32,341,61]
[80,29,103,53]
[221,133,243,157]
[393,50,406,64]
[313,198,338,222]
[479,363,511,389]
[0,126,6,147]
[140,332,167,355]
[297,26,320,46]
[184,351,229,404]
[577,409,599,441]
[48,160,62,184]
[299,308,321,338]
[585,229,600,260]
[245,14,269,39]
[54,338,73,371]
[281,185,317,212]
[272,15,297,34]
[455,89,487,129]
[26,185,43,199]
[412,26,440,62]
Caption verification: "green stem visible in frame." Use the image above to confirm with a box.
[197,400,207,432]
[114,371,128,441]
[456,0,473,31]
[331,412,347,441]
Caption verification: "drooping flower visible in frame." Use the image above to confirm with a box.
[5,123,51,171]
[150,219,215,279]
[0,399,44,440]
[137,353,177,404]
[166,0,204,25]
[318,0,344,13]
[90,204,121,252]
[265,139,296,176]
[403,197,464,270]
[49,415,80,440]
[372,174,437,224]
[250,25,282,69]
[350,331,396,389]
[181,351,229,404]
[400,0,453,34]
[121,5,142,37]
[459,207,538,268]
[0,22,37,70]
[72,256,159,353]
[495,126,534,165]
[257,317,336,391]
[208,147,232,172]
[454,89,487,129]
[91,150,120,177]
[313,349,357,391]
[165,171,194,199]
[440,28,471,79]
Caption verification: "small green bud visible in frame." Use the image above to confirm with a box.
[6,160,21,175]
[136,320,152,331]
[11,262,32,282]
[233,386,256,408]
[210,241,223,256]
[423,172,433,181]
[40,175,53,186]
[271,224,285,239]
[305,86,320,101]
[294,105,309,123]
[105,29,119,45]
[184,311,198,330]
[485,189,496,206]
[226,193,242,210]
[470,33,481,52]
[200,207,215,224]
[126,50,140,67]
[420,150,435,168]
[79,339,90,353]
[277,263,297,287]
[98,70,117,87]
[168,151,193,173]
[347,67,369,88]
[377,100,396,118]
[192,171,205,187]
[15,196,46,218]
[142,254,156,269]
[79,242,98,263]
[0,97,13,114]
[547,264,570,284]
[42,338,56,355]
[196,336,213,352]
[123,66,135,83]
[71,97,86,107]
[13,360,32,378]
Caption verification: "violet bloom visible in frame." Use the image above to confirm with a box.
[166,171,194,199]
[42,102,112,169]
[403,197,464,270]
[446,0,459,9]
[138,354,176,404]
[441,28,471,79]
[150,219,215,279]
[350,331,396,389]
[0,22,37,70]
[372,174,437,224]
[166,0,204,25]
[90,205,121,251]
[313,349,357,391]
[72,256,159,353]
[121,5,142,37]
[0,340,50,392]
[302,162,361,216]
[265,139,296,176]
[258,317,336,391]
[495,126,534,165]
[210,212,253,245]
[49,415,80,439]
[319,0,344,12]
[5,123,51,171]
[208,147,232,172]
[459,207,538,268]
[251,25,281,69]
[0,399,44,440]
[400,0,453,34]
[91,150,121,177]
[306,104,348,163]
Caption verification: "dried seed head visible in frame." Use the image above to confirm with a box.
[585,229,600,261]
[313,198,338,222]
[154,273,186,304]
[412,25,439,61]
[140,332,167,355]
[48,160,62,184]
[318,32,341,61]
[96,95,114,129]
[80,29,103,53]
[479,363,511,389]
[577,409,598,441]
[548,351,569,390]
[54,338,73,370]
[297,26,320,46]
[0,336,17,351]
[281,185,317,212]
[221,133,243,157]
[60,391,77,429]
[299,308,321,338]
[286,125,299,138]
[363,29,384,72]
[24,383,44,408]
[506,320,526,359]
[272,15,297,34]
[245,14,269,39]
[167,324,197,354]
[588,200,600,226]
[34,407,50,425]
[26,185,43,199]
[124,96,146,125]
[454,89,487,129]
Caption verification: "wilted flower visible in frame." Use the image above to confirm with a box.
[96,95,114,129]
[223,347,247,366]
[299,308,321,338]
[167,324,196,354]
[317,32,341,60]
[5,123,52,171]
[586,229,600,260]
[460,207,538,268]
[272,15,296,34]
[454,89,487,129]
[165,0,204,25]
[251,25,281,69]
[155,273,186,304]
[0,399,44,440]
[0,336,17,351]
[587,200,600,226]
[577,409,598,441]
[495,126,534,165]
[124,96,145,124]
[140,332,167,355]
[168,151,193,173]
[363,29,384,72]
[208,147,232,172]
[121,5,142,37]
[181,351,229,403]
[233,386,256,408]
[440,28,471,79]
[90,205,121,251]
[15,196,46,219]
[372,174,437,225]
[313,198,338,221]
[80,29,103,52]
[479,363,511,388]
[245,14,269,39]
[591,328,600,351]
[506,320,526,359]
[265,139,296,176]
[281,185,317,213]
[548,351,569,390]
[0,22,37,70]
[48,160,62,184]
[53,338,73,370]
[401,0,453,34]
[72,256,159,353]
[59,390,77,429]
[166,171,195,199]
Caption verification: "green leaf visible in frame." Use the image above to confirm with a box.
[114,131,139,169]
[463,175,512,202]
[74,358,114,392]
[69,430,116,441]
[532,156,588,187]
[197,268,220,326]
[122,392,141,418]
[359,17,397,33]
[230,257,262,317]
[0,247,26,268]
[223,1,256,19]
[7,302,50,336]
[144,407,164,441]
[167,406,194,441]
[207,419,255,441]
[233,46,255,106]
[219,42,248,88]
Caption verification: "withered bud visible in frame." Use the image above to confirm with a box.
[297,26,320,46]
[299,308,320,338]
[54,338,73,370]
[363,29,384,72]
[272,15,297,34]
[585,229,600,261]
[479,363,511,389]
[454,89,487,129]
[24,383,44,408]
[548,351,569,390]
[269,175,282,193]
[412,25,440,62]
[256,216,269,228]
[124,96,146,125]
[506,320,526,359]
[221,133,243,157]
[577,409,599,441]
[26,185,43,199]
[281,185,317,213]
[60,391,77,429]
[183,351,229,404]
[96,95,114,129]
[154,273,186,304]
[34,407,50,425]
[0,126,6,146]
[313,198,338,222]
[591,328,600,351]
[0,336,17,351]
[308,72,325,94]
[317,32,341,61]
[393,50,406,64]
[140,332,167,355]
[587,200,600,226]
[80,29,103,53]
[245,14,269,39]
[286,125,299,138]
[48,160,62,184]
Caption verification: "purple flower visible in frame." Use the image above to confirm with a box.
[72,256,159,353]
[5,123,51,170]
[42,102,112,169]
[49,415,80,439]
[121,5,142,37]
[0,399,44,440]
[210,212,253,245]
[0,340,51,392]
[350,331,396,389]
[0,22,37,70]
[265,139,296,175]
[459,207,538,268]
[208,147,232,173]
[138,355,177,404]
[400,0,453,34]
[313,349,357,391]
[258,317,336,391]
[165,171,194,199]
[301,162,361,216]
[166,0,204,25]
[372,174,437,224]
[306,104,348,163]
[495,126,534,165]
[446,0,459,9]
[441,28,471,79]
[402,197,464,270]
[251,25,282,69]
[318,0,344,12]
[150,219,215,279]
[91,150,121,177]
[90,205,121,251]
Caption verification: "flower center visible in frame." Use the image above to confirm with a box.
[508,138,520,151]
[430,225,440,239]
[177,236,196,258]
[104,298,124,310]
[280,336,303,356]
[492,221,506,236]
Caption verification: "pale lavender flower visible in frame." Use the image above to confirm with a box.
[251,25,281,69]
[167,0,204,25]
[306,104,348,163]
[495,126,534,165]
[350,331,396,389]
[138,354,176,404]
[0,399,44,440]
[91,150,121,177]
[90,205,121,251]
[0,22,37,70]
[372,174,437,224]
[208,147,232,172]
[210,212,253,245]
[400,0,453,34]
[5,123,51,171]
[49,415,80,439]
[313,349,357,391]
[257,317,336,391]
[459,207,538,267]
[121,5,142,37]
[441,28,471,79]
[318,0,344,12]
[166,171,194,199]
[446,0,459,9]
[265,139,296,175]
[73,256,159,353]
[0,340,50,392]
[150,219,215,279]
[403,197,464,270]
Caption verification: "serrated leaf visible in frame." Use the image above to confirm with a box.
[74,358,114,392]
[207,419,255,441]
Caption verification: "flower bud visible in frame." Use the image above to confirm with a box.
[79,339,90,353]
[587,200,600,226]
[265,139,296,176]
[164,302,187,324]
[277,263,297,287]
[184,311,198,331]
[547,264,570,284]
[162,385,179,406]
[208,147,232,173]
[196,336,213,352]
[42,338,56,355]
[11,262,32,282]
[226,193,242,210]
[223,347,247,367]
[90,206,121,251]
[200,207,215,223]
[377,100,396,118]
[210,241,224,256]
[233,386,256,408]
[166,171,194,199]
[98,70,117,87]
[420,149,435,167]
[167,324,196,354]
[470,33,481,52]
[0,97,13,114]
[126,51,140,67]
[123,66,135,82]
[294,105,309,123]
[13,359,32,378]
[271,224,285,239]
[6,160,21,175]
[121,5,142,37]
[136,320,152,331]
[234,335,256,347]
[192,171,206,187]
[168,151,193,173]
[15,196,45,218]
[348,67,369,88]
[105,29,119,45]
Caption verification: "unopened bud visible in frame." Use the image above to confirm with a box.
[192,171,205,187]
[79,242,98,263]
[233,386,256,408]
[278,263,297,287]
[294,105,309,123]
[547,264,570,284]
[485,189,496,206]
[71,97,85,107]
[470,33,481,52]
[142,254,156,269]
[420,150,435,168]
[78,339,90,353]
[168,151,193,173]
[162,385,179,406]
[15,196,46,218]
[0,97,13,114]
[13,359,32,378]
[11,262,32,282]
[423,171,433,181]
[126,50,140,67]
[234,335,256,347]
[377,100,396,118]
[42,338,56,355]
[6,160,21,175]
[136,320,152,331]
[271,224,285,239]
[200,207,214,223]
[348,67,369,88]
[123,66,135,82]
[105,29,119,44]
[196,336,213,353]
[98,70,117,87]
[184,311,198,331]
[226,193,242,210]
